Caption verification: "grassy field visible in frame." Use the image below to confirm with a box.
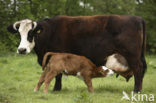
[0,53,155,103]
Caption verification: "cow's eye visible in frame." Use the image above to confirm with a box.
[37,29,41,34]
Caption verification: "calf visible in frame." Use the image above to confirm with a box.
[34,52,114,93]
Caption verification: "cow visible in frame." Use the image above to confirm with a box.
[7,15,147,92]
[34,52,114,93]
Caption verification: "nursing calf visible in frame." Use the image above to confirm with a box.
[34,52,114,93]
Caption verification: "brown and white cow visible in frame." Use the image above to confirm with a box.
[34,52,114,93]
[7,15,147,92]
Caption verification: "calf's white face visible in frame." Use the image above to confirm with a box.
[13,19,37,54]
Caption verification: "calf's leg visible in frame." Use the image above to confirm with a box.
[83,76,94,93]
[44,71,57,93]
[34,71,47,92]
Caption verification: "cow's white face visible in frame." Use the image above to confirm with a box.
[13,19,37,54]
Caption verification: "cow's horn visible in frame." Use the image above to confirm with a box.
[13,21,20,30]
[33,22,37,30]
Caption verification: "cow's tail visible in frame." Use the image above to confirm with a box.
[141,19,147,77]
[42,52,57,70]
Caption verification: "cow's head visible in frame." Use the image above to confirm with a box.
[7,19,42,54]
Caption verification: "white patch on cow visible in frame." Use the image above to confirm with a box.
[64,69,68,73]
[102,66,114,76]
[15,19,37,54]
[77,72,83,80]
[62,69,68,79]
[105,54,128,72]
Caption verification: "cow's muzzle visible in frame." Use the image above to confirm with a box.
[18,48,26,54]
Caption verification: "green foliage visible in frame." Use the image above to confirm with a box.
[90,0,136,15]
[135,0,156,53]
[0,0,156,53]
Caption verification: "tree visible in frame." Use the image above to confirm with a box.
[135,0,156,53]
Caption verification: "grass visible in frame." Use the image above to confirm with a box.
[0,53,156,103]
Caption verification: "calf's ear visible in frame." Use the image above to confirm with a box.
[7,24,18,34]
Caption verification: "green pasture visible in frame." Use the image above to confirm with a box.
[0,54,155,103]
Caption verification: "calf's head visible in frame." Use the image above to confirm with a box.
[7,19,42,54]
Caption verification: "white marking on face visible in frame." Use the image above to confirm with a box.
[77,72,83,80]
[105,54,129,72]
[15,19,36,54]
[107,69,114,76]
[102,66,114,76]
[102,66,108,70]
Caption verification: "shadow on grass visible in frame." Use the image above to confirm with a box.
[0,93,13,103]
[0,59,8,64]
[36,95,49,100]
[95,86,123,94]
[46,87,87,95]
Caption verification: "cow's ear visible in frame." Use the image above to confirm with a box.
[33,24,43,34]
[7,24,18,34]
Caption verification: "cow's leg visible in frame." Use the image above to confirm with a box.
[34,71,47,92]
[127,57,143,93]
[44,71,57,93]
[83,76,94,93]
[133,62,143,93]
[53,73,62,91]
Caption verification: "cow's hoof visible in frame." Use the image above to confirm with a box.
[53,86,61,91]
[44,90,48,94]
[133,89,141,93]
[89,90,94,93]
[53,88,61,91]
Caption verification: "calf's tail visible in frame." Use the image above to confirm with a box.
[42,52,57,70]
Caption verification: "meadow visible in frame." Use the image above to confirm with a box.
[0,53,155,103]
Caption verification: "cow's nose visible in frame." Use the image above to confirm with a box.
[18,48,26,54]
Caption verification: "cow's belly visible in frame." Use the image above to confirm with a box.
[73,36,116,66]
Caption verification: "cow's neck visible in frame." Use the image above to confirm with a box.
[34,43,46,65]
[33,33,49,65]
[33,33,64,65]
